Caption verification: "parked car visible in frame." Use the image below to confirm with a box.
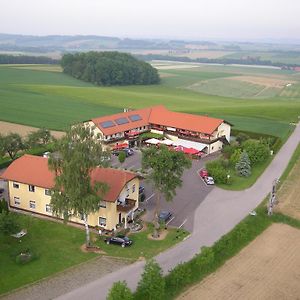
[104,235,133,248]
[199,169,214,185]
[139,186,145,195]
[204,176,215,185]
[158,210,172,223]
[199,169,208,178]
[139,185,146,201]
[112,148,134,157]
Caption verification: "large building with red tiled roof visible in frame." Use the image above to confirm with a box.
[84,105,231,154]
[1,155,140,231]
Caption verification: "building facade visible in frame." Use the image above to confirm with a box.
[1,155,139,231]
[84,105,231,154]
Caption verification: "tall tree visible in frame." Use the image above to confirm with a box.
[142,146,191,237]
[48,124,110,246]
[107,281,133,300]
[135,259,165,300]
[26,128,52,148]
[0,133,24,159]
[0,212,20,235]
[235,150,251,177]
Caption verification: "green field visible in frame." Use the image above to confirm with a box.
[0,64,300,138]
[224,51,300,65]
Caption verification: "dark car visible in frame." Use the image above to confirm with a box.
[104,235,133,248]
[158,210,172,223]
[112,148,134,157]
[139,186,145,195]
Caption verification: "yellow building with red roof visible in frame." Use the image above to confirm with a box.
[1,155,140,231]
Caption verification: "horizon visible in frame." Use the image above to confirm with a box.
[1,0,300,43]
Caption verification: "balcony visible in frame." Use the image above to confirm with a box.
[163,129,219,144]
[117,199,136,213]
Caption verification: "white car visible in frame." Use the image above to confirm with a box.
[205,176,215,185]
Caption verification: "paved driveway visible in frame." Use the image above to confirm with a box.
[56,124,300,300]
[111,148,216,232]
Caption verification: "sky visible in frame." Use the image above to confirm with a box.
[1,0,300,41]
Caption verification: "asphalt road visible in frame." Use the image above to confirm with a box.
[56,124,300,300]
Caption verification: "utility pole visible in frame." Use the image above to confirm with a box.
[268,178,279,216]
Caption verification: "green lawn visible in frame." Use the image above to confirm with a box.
[0,215,187,295]
[96,223,188,260]
[218,157,273,191]
[0,64,300,138]
[0,214,96,295]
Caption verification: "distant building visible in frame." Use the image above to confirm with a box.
[1,155,139,231]
[84,105,231,154]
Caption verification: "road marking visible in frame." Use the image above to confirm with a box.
[145,193,155,202]
[178,218,187,228]
[166,216,175,226]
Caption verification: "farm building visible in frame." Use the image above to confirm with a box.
[1,154,140,231]
[84,105,231,154]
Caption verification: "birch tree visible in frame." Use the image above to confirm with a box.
[48,124,110,246]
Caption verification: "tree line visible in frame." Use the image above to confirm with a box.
[61,51,160,86]
[0,54,59,64]
[135,53,300,68]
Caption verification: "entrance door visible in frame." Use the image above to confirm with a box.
[118,213,122,224]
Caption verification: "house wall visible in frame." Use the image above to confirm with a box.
[212,122,231,142]
[7,177,140,231]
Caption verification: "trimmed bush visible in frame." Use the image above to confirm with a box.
[206,159,228,184]
[107,281,133,300]
[242,139,270,165]
[135,259,165,300]
[118,151,126,164]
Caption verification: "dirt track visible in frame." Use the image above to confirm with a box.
[0,121,64,139]
[178,224,300,300]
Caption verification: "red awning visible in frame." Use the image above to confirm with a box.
[126,130,139,136]
[174,146,199,155]
[113,143,128,150]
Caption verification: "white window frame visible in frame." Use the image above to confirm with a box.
[14,197,20,206]
[45,189,51,196]
[45,204,52,213]
[99,201,106,208]
[29,185,35,192]
[29,200,36,209]
[132,184,136,193]
[99,217,106,226]
[13,182,19,189]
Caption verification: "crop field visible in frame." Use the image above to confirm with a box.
[187,78,277,99]
[276,152,300,220]
[178,223,300,300]
[223,51,300,65]
[0,64,299,138]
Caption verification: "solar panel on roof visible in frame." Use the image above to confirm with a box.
[100,120,116,128]
[115,117,129,125]
[129,114,142,122]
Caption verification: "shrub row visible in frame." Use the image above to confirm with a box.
[163,205,272,299]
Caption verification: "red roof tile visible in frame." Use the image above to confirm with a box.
[91,105,224,136]
[149,106,223,135]
[1,155,136,202]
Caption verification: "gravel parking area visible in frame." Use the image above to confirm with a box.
[1,257,130,300]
